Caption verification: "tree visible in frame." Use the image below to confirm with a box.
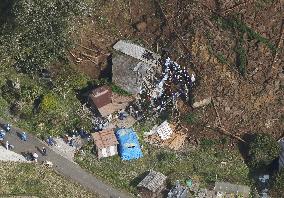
[0,0,90,73]
[248,133,280,170]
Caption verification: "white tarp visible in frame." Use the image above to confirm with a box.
[156,121,173,140]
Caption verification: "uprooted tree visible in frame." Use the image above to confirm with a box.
[0,0,90,73]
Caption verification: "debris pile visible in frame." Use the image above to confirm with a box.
[144,121,187,151]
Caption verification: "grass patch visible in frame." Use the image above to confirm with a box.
[110,84,132,96]
[234,33,247,76]
[76,143,251,195]
[0,162,97,197]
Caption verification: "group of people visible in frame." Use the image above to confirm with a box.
[131,57,196,121]
[0,124,13,150]
[0,123,48,162]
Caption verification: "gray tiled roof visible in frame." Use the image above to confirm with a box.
[137,170,167,192]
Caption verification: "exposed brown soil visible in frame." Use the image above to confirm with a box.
[71,0,284,141]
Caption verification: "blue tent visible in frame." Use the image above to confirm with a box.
[115,128,143,161]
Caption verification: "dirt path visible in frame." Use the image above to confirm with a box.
[0,118,132,198]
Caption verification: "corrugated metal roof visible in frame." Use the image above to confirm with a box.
[92,129,118,149]
[112,40,160,95]
[214,182,250,195]
[138,170,167,192]
[113,40,160,66]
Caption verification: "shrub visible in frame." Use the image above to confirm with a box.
[270,169,284,197]
[183,113,197,124]
[200,138,215,149]
[40,92,60,113]
[248,133,280,169]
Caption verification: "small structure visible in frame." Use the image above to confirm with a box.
[214,182,250,198]
[137,170,167,198]
[115,128,143,160]
[278,138,284,170]
[88,85,112,110]
[112,40,161,95]
[92,129,118,159]
[167,181,188,198]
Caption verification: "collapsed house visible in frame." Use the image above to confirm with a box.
[137,170,167,198]
[92,129,118,159]
[115,128,143,160]
[112,40,196,127]
[147,120,173,140]
[112,40,161,95]
[214,182,250,198]
[167,181,188,198]
[144,121,187,151]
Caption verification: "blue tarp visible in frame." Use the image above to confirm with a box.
[115,128,143,161]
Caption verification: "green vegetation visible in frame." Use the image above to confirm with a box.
[76,142,251,194]
[248,133,280,170]
[94,78,131,96]
[205,34,229,65]
[270,169,284,197]
[0,0,90,73]
[234,33,247,76]
[182,112,198,124]
[213,15,276,54]
[111,84,131,96]
[212,15,276,76]
[255,0,277,9]
[0,64,92,137]
[0,162,96,197]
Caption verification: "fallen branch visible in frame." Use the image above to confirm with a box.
[81,53,99,65]
[76,43,99,53]
[69,51,82,63]
[222,0,255,15]
[206,125,247,143]
[212,99,222,126]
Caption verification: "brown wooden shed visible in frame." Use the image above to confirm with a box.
[92,129,118,159]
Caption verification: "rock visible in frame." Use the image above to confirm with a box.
[135,21,147,32]
[225,106,230,112]
[279,73,284,80]
[192,97,212,108]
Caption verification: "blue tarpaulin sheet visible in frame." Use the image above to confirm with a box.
[115,128,143,161]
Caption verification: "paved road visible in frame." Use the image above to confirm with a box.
[0,118,132,198]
